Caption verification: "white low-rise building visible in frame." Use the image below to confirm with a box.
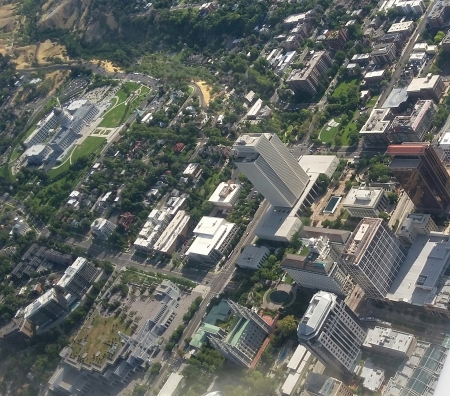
[186,217,238,266]
[208,182,242,209]
[91,218,116,240]
[363,326,416,358]
[235,245,270,270]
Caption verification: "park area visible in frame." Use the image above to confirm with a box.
[98,82,150,128]
[318,78,371,146]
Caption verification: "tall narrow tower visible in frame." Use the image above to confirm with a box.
[387,142,450,213]
[232,133,310,207]
[298,291,366,375]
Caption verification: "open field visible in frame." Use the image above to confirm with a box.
[341,110,360,146]
[91,59,124,73]
[195,80,211,105]
[36,39,69,63]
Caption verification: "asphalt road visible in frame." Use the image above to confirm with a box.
[378,0,439,106]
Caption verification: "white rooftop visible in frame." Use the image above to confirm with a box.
[359,359,384,392]
[57,257,89,288]
[23,289,61,319]
[365,70,386,78]
[182,163,201,176]
[364,326,415,354]
[387,233,450,305]
[287,345,307,371]
[298,155,338,176]
[282,373,301,395]
[187,217,235,256]
[298,291,334,338]
[342,187,385,208]
[157,373,184,396]
[439,131,450,147]
[208,182,242,205]
[407,75,441,93]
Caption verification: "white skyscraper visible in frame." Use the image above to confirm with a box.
[232,133,310,207]
[298,291,366,374]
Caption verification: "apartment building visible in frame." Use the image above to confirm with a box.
[208,300,271,368]
[371,43,397,64]
[286,51,333,96]
[22,289,68,327]
[56,257,98,298]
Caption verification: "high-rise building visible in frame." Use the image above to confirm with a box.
[297,291,366,374]
[341,218,406,300]
[56,257,98,298]
[232,133,309,208]
[22,289,68,327]
[208,300,271,368]
[387,143,450,213]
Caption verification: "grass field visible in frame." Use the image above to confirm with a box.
[70,312,132,365]
[332,78,360,98]
[341,110,360,146]
[99,83,148,128]
[320,118,340,143]
[367,94,379,108]
[47,137,105,179]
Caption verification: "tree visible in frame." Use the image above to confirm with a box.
[149,362,162,374]
[387,192,399,204]
[276,315,298,337]
[435,31,445,44]
[378,211,390,221]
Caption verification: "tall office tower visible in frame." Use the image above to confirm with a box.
[56,257,98,298]
[298,291,366,374]
[208,300,271,368]
[232,133,310,207]
[387,142,450,213]
[341,218,406,300]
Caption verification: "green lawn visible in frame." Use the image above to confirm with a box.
[332,77,360,98]
[341,110,360,146]
[47,137,105,179]
[367,94,379,108]
[99,103,127,128]
[320,118,340,143]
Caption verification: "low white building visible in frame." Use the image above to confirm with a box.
[363,326,416,358]
[396,213,437,248]
[156,373,184,396]
[91,218,116,240]
[235,245,270,270]
[208,182,242,209]
[439,131,450,161]
[342,187,389,218]
[186,217,238,266]
[357,359,385,392]
[182,163,202,179]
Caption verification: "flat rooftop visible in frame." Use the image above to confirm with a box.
[298,291,333,338]
[387,234,450,305]
[407,75,441,93]
[298,154,338,176]
[342,187,384,208]
[364,326,415,354]
[439,131,450,147]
